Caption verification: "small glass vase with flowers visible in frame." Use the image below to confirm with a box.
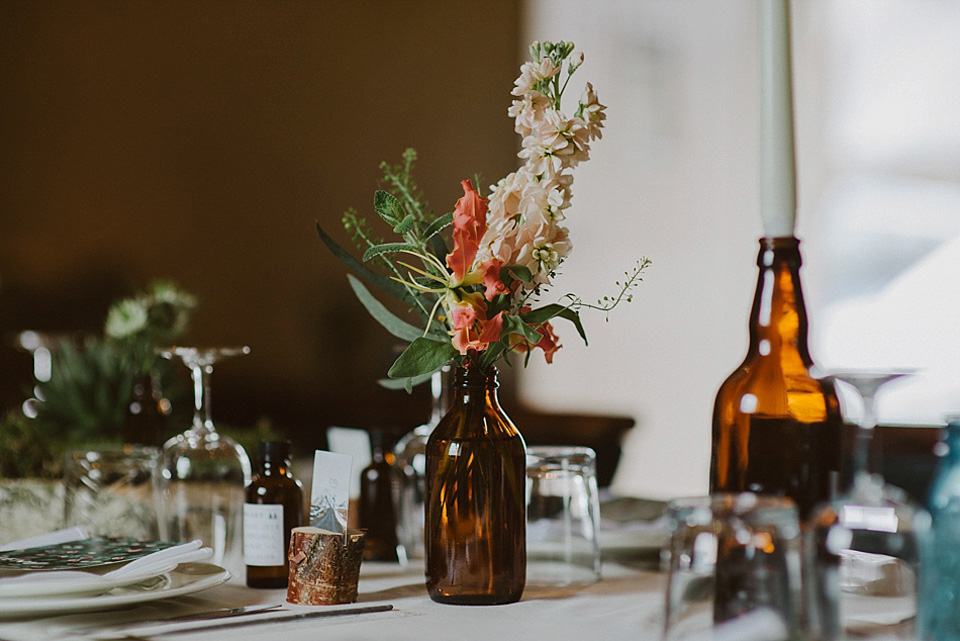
[318,40,648,604]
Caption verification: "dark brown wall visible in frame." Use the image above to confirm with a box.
[0,0,523,445]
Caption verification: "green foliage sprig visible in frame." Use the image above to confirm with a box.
[319,150,648,391]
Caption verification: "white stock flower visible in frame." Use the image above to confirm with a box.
[512,58,560,97]
[519,180,566,224]
[552,170,574,206]
[518,136,565,178]
[487,169,527,225]
[579,82,607,140]
[512,219,572,285]
[537,111,591,168]
[489,45,602,288]
[508,93,550,139]
[480,219,520,266]
[535,111,574,154]
[569,51,584,71]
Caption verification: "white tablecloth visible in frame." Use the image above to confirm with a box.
[0,558,667,641]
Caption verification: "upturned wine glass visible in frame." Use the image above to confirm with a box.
[393,365,450,564]
[156,346,252,572]
[806,370,931,641]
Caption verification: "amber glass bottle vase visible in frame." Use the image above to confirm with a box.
[243,440,304,588]
[710,237,843,520]
[424,363,526,605]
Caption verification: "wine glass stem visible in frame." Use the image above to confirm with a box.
[852,392,878,481]
[190,363,216,434]
[428,368,446,425]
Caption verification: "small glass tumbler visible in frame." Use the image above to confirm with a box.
[525,446,602,587]
[63,445,161,539]
[663,493,803,641]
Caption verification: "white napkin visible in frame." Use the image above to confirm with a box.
[104,540,211,580]
[0,531,213,599]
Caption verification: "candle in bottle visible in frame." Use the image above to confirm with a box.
[759,0,797,238]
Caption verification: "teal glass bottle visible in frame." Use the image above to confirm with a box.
[922,416,960,641]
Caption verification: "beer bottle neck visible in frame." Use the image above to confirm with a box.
[747,236,812,364]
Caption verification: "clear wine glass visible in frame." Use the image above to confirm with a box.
[393,365,450,565]
[806,370,931,641]
[156,346,252,572]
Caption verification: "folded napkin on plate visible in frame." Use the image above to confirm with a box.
[0,530,213,598]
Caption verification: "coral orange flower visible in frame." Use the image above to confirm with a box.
[446,180,488,284]
[448,291,504,355]
[531,320,561,363]
[451,312,505,354]
[480,258,508,301]
[508,307,562,364]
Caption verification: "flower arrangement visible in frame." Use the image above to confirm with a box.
[0,281,198,477]
[105,280,197,375]
[319,41,649,390]
[30,281,196,446]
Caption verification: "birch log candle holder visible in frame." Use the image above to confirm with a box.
[286,527,367,605]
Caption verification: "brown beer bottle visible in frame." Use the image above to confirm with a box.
[244,440,303,588]
[424,363,526,605]
[710,237,843,520]
[359,429,400,562]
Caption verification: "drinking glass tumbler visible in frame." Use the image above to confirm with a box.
[525,446,602,588]
[63,445,161,539]
[663,493,803,641]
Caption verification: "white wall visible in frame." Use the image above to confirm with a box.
[517,0,960,500]
[516,1,763,499]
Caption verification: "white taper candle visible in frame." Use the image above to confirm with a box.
[759,0,797,238]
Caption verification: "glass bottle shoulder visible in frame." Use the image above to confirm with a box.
[715,358,838,422]
[246,473,303,501]
[429,400,520,442]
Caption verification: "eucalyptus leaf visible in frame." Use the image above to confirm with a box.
[477,341,508,370]
[347,274,423,342]
[388,337,458,380]
[374,190,406,226]
[501,314,543,343]
[502,264,533,283]
[522,304,587,344]
[377,371,435,390]
[554,307,588,344]
[316,223,409,301]
[422,212,453,240]
[362,242,419,263]
[428,235,449,264]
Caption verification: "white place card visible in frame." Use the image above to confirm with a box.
[309,450,353,537]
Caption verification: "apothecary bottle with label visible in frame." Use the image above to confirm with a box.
[709,237,843,520]
[243,440,303,588]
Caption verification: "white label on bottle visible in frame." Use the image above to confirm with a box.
[243,503,285,566]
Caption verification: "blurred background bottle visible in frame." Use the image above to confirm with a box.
[360,429,400,562]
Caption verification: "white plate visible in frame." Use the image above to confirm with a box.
[0,561,181,599]
[0,562,230,619]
